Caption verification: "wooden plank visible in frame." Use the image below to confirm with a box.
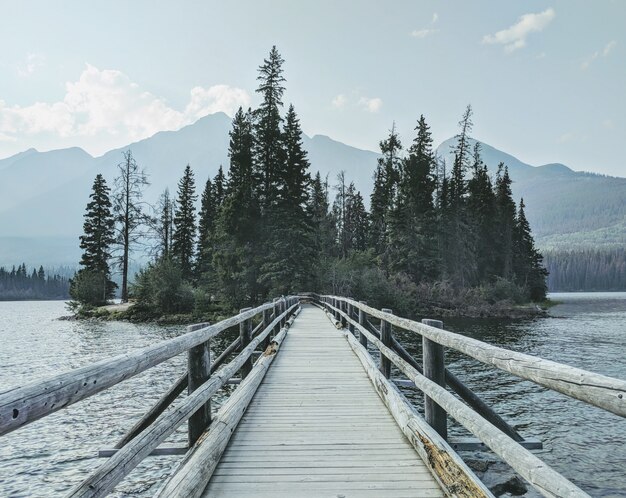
[200,305,444,498]
[342,308,590,498]
[154,326,290,498]
[66,303,298,498]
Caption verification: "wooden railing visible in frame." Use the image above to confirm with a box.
[0,296,300,498]
[316,294,626,498]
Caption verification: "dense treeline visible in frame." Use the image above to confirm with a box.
[544,248,626,291]
[0,264,70,300]
[72,47,547,318]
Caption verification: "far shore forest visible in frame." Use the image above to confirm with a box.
[5,47,610,316]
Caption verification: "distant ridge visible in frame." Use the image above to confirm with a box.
[0,112,623,265]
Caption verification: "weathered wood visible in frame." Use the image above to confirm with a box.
[99,446,188,457]
[114,337,242,449]
[239,308,253,379]
[386,330,524,442]
[114,372,188,449]
[345,331,492,498]
[188,340,212,446]
[358,300,368,348]
[380,308,392,379]
[337,307,590,498]
[200,305,445,498]
[347,301,355,333]
[422,319,447,440]
[155,328,289,498]
[0,301,280,436]
[447,437,542,451]
[327,296,626,419]
[262,307,272,349]
[66,302,298,498]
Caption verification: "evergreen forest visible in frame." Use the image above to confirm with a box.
[0,264,70,300]
[70,47,548,319]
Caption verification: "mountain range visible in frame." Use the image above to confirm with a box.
[0,112,624,267]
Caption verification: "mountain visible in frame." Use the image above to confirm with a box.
[436,138,626,249]
[0,112,623,266]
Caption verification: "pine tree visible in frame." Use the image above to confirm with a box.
[389,115,438,282]
[467,142,497,283]
[494,163,516,279]
[308,172,336,259]
[113,150,149,302]
[262,104,313,294]
[71,174,116,305]
[196,177,215,277]
[213,108,259,306]
[154,188,175,260]
[514,199,548,300]
[172,164,197,280]
[254,46,286,210]
[441,106,477,287]
[370,124,402,256]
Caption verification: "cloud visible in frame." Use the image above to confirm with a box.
[582,40,618,70]
[0,64,250,154]
[557,132,575,144]
[482,8,555,53]
[358,97,383,113]
[18,53,45,77]
[410,12,439,38]
[331,94,347,109]
[411,28,439,39]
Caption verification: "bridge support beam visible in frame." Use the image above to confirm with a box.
[422,318,447,440]
[358,301,368,348]
[240,308,253,379]
[188,340,211,446]
[347,300,355,335]
[380,309,393,378]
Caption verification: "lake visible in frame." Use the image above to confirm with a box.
[1,293,625,496]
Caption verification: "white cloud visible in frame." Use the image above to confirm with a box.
[582,40,618,70]
[18,53,45,77]
[0,64,250,154]
[358,97,383,113]
[331,94,347,109]
[410,12,439,38]
[411,28,439,39]
[557,132,575,144]
[482,8,555,53]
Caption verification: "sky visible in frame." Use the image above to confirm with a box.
[0,0,625,176]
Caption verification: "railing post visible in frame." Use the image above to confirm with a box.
[273,298,280,335]
[262,305,271,350]
[240,308,253,379]
[280,298,286,328]
[358,301,368,348]
[380,308,393,379]
[422,318,447,440]
[347,299,355,335]
[188,340,211,446]
[339,300,347,328]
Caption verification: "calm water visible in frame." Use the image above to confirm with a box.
[0,294,625,496]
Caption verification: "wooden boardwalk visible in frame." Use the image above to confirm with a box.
[202,304,444,497]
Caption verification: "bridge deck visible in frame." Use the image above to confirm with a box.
[201,304,444,497]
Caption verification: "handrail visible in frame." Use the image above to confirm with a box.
[67,301,299,498]
[364,318,525,442]
[323,295,626,418]
[0,298,293,436]
[324,299,590,498]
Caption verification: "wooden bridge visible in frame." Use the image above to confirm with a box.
[1,295,625,497]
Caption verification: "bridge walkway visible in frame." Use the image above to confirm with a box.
[201,304,445,497]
